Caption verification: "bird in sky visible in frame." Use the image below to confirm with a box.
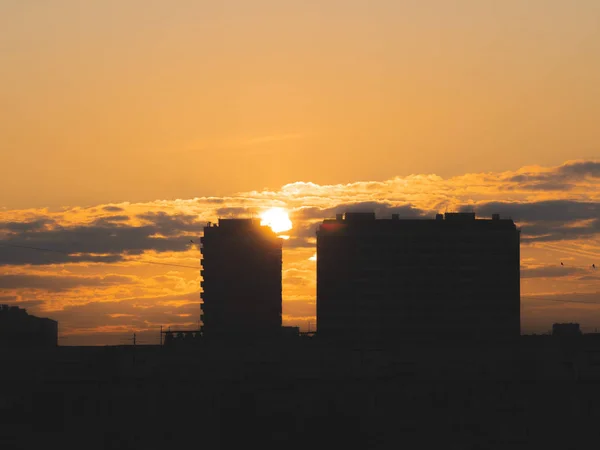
[561,262,564,266]
[593,264,597,269]
[190,240,194,244]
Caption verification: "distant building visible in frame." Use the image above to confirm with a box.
[281,326,300,339]
[552,323,582,337]
[316,212,521,345]
[200,219,282,340]
[0,305,58,348]
[162,329,200,348]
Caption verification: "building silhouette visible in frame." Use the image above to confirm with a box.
[200,219,282,340]
[553,323,582,337]
[0,304,58,348]
[316,212,520,345]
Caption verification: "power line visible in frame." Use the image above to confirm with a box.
[0,242,70,254]
[137,260,199,270]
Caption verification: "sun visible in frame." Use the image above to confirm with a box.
[260,207,292,233]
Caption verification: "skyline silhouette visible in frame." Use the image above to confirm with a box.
[2,202,598,346]
[1,183,599,345]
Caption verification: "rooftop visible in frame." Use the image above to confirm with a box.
[318,212,517,233]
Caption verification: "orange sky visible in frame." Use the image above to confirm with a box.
[0,2,599,344]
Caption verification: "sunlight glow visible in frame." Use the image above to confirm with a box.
[260,207,293,233]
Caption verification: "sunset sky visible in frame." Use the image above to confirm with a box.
[1,1,599,345]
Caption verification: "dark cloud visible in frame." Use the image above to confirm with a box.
[0,212,204,266]
[201,198,226,204]
[0,274,134,291]
[520,220,600,242]
[102,206,124,212]
[137,212,203,236]
[509,161,600,187]
[0,218,55,233]
[506,182,575,191]
[296,202,427,220]
[91,215,130,226]
[0,245,124,266]
[288,220,321,243]
[461,200,600,242]
[558,161,600,178]
[214,207,255,217]
[470,200,599,222]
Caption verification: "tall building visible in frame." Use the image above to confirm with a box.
[316,212,520,344]
[200,219,282,339]
[0,305,58,348]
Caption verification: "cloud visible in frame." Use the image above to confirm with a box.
[214,207,256,217]
[506,161,600,191]
[102,206,125,212]
[468,200,599,222]
[0,274,134,291]
[508,182,575,192]
[520,220,600,243]
[0,213,204,265]
[464,200,600,242]
[558,161,600,178]
[521,266,587,278]
[91,215,130,226]
[46,291,201,334]
[0,218,55,233]
[137,211,204,236]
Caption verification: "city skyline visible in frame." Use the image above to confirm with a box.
[0,159,598,345]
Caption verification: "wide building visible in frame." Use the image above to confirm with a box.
[200,219,282,340]
[316,212,520,345]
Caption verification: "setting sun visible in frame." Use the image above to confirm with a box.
[260,207,293,233]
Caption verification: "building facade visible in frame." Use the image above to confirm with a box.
[200,219,282,339]
[0,305,58,348]
[316,212,520,344]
